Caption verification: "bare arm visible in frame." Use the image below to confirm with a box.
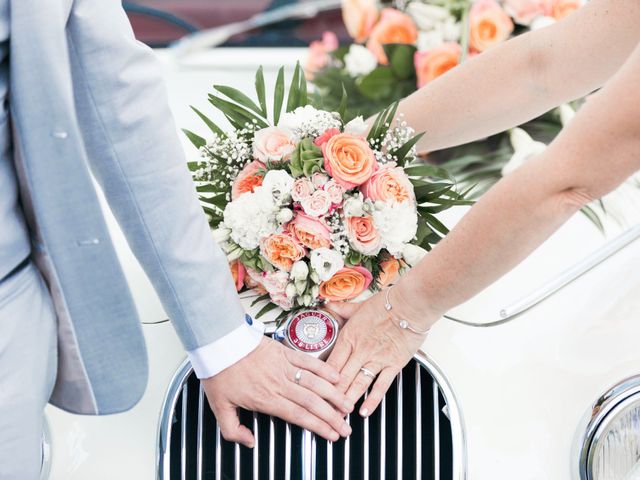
[399,0,640,152]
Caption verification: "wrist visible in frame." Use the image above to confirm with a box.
[391,279,442,330]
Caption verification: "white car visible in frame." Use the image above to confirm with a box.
[44,47,640,480]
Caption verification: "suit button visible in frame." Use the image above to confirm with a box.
[52,131,68,139]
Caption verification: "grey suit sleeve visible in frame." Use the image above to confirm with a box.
[65,0,246,351]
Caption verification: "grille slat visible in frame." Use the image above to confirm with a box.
[159,357,460,479]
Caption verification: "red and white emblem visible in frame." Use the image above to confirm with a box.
[284,309,338,359]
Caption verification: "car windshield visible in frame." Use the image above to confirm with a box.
[124,0,349,47]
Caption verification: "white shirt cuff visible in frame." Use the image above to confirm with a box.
[187,319,266,379]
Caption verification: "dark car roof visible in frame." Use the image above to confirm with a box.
[123,0,349,47]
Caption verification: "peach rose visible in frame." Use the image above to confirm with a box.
[232,160,265,200]
[346,216,381,255]
[253,126,296,163]
[229,259,246,291]
[260,233,305,272]
[319,266,373,301]
[414,43,461,88]
[291,177,315,202]
[288,213,332,250]
[377,256,400,286]
[366,8,418,64]
[342,0,379,43]
[503,0,552,25]
[322,133,378,189]
[305,31,339,80]
[551,0,582,19]
[361,163,415,203]
[469,0,514,52]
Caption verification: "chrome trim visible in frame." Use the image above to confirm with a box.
[40,417,52,480]
[285,423,291,480]
[180,384,188,480]
[253,413,259,480]
[397,369,404,479]
[157,351,467,479]
[196,385,204,480]
[576,375,640,480]
[343,415,350,480]
[234,443,241,479]
[415,363,422,480]
[380,396,387,477]
[445,223,640,327]
[433,381,441,479]
[327,440,333,480]
[268,417,275,480]
[363,392,370,480]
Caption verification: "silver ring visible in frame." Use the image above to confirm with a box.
[294,369,303,385]
[360,367,376,379]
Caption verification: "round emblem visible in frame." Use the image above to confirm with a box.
[284,309,338,359]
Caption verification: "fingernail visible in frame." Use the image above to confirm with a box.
[331,431,340,442]
[343,400,354,412]
[360,407,369,417]
[341,423,352,436]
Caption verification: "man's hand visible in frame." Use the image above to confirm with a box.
[203,337,354,448]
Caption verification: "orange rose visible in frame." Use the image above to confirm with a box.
[322,133,378,189]
[346,216,381,255]
[377,256,400,286]
[551,0,582,19]
[260,233,305,272]
[288,213,332,250]
[229,259,246,291]
[366,8,418,64]
[232,160,265,200]
[319,266,373,301]
[469,0,514,52]
[361,163,415,203]
[342,0,379,43]
[414,43,461,88]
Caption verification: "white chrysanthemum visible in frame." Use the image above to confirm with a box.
[310,248,345,282]
[372,202,419,257]
[344,116,369,137]
[342,194,366,218]
[344,44,378,77]
[278,105,342,139]
[401,243,428,267]
[223,187,278,250]
[262,169,295,206]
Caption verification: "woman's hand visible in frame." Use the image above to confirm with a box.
[325,284,440,417]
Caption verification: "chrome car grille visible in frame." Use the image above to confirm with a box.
[158,354,465,479]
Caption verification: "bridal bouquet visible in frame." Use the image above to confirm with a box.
[186,64,468,320]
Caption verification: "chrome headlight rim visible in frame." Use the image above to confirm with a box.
[578,375,640,480]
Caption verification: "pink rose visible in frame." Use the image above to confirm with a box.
[253,126,296,163]
[503,0,552,25]
[342,0,379,43]
[244,268,267,294]
[322,133,379,189]
[324,180,345,204]
[291,177,315,202]
[469,0,514,52]
[301,189,332,217]
[231,160,265,200]
[311,172,329,188]
[305,31,339,80]
[346,215,381,255]
[366,8,418,64]
[314,128,341,148]
[262,270,294,310]
[414,43,461,88]
[288,213,332,250]
[361,163,415,204]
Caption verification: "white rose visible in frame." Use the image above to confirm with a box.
[502,128,547,176]
[344,116,369,137]
[401,243,428,267]
[291,260,309,282]
[344,44,378,77]
[530,16,556,30]
[253,126,296,163]
[276,208,294,224]
[406,2,451,30]
[342,195,365,218]
[310,248,345,281]
[302,189,332,217]
[262,169,295,205]
[372,202,419,257]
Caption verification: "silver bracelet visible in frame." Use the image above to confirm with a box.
[384,285,431,336]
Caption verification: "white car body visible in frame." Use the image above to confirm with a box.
[45,48,640,480]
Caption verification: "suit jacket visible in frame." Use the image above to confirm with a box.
[9,0,245,415]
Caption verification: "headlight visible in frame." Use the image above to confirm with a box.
[579,376,640,480]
